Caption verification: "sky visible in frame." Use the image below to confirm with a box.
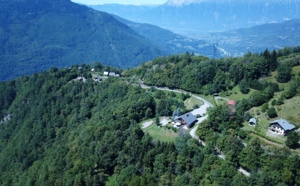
[71,0,168,5]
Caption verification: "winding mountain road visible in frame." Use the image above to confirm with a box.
[139,83,250,177]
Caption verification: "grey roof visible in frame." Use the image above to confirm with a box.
[109,72,116,76]
[179,113,197,127]
[270,119,295,131]
[249,118,256,124]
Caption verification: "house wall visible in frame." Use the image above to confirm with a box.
[269,123,284,135]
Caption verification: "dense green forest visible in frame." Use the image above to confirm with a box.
[124,46,300,99]
[1,46,300,185]
[0,65,235,185]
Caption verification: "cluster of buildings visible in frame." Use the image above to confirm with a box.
[249,118,295,136]
[103,71,120,77]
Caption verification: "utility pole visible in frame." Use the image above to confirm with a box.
[213,43,218,58]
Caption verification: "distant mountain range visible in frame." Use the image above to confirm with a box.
[90,0,300,34]
[193,19,300,57]
[113,16,214,57]
[0,0,167,81]
[0,0,215,81]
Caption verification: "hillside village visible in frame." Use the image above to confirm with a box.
[126,49,300,159]
[2,0,300,185]
[1,49,300,185]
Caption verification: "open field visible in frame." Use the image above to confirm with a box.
[184,96,204,110]
[143,124,179,142]
[276,97,300,125]
[215,98,227,105]
[222,86,255,101]
[140,119,179,142]
[194,94,216,106]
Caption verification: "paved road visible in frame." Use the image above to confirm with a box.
[238,167,251,177]
[139,83,251,177]
[190,115,208,138]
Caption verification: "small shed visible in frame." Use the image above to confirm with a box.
[103,71,109,76]
[249,118,256,126]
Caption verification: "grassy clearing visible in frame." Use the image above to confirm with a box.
[184,96,204,110]
[215,98,227,105]
[243,96,300,145]
[276,96,300,125]
[247,96,300,128]
[141,119,179,142]
[222,86,255,101]
[292,65,300,75]
[194,94,216,106]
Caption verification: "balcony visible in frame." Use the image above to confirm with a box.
[268,126,284,135]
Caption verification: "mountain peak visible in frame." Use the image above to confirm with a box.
[166,0,207,6]
[165,0,296,6]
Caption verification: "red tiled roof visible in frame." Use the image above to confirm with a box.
[228,100,236,105]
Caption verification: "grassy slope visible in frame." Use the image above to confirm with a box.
[223,86,256,101]
[140,118,179,142]
[184,96,204,110]
[238,65,300,146]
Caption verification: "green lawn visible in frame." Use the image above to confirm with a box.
[276,96,300,125]
[292,65,300,75]
[141,120,179,142]
[222,86,255,101]
[184,96,204,110]
[215,98,227,105]
[194,94,216,106]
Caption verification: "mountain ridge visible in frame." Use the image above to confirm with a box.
[113,15,216,57]
[193,18,300,57]
[90,0,300,34]
[0,0,166,81]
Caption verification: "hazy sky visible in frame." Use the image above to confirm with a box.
[71,0,167,5]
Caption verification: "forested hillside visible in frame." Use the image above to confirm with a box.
[0,64,247,185]
[125,47,300,95]
[124,46,300,128]
[0,0,166,81]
